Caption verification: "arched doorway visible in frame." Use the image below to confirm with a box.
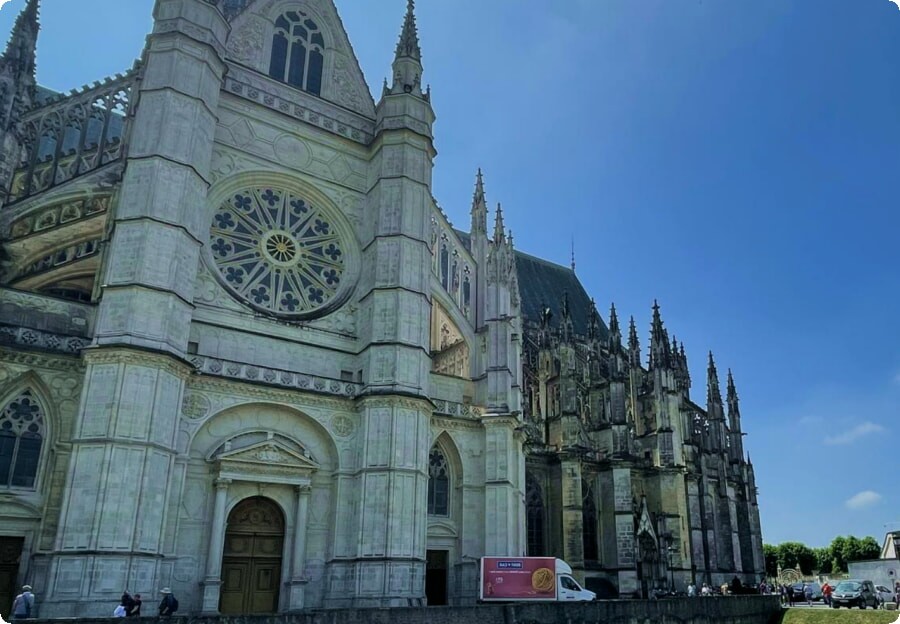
[219,497,284,614]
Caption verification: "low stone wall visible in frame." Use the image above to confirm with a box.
[27,596,782,624]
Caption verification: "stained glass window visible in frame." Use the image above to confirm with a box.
[269,12,325,96]
[210,187,347,318]
[427,446,450,516]
[0,390,45,489]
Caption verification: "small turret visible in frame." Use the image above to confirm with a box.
[608,302,622,350]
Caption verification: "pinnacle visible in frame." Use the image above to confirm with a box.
[493,202,506,244]
[395,0,421,61]
[609,302,620,334]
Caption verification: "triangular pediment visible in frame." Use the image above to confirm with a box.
[225,0,376,118]
[636,497,657,544]
[217,439,320,471]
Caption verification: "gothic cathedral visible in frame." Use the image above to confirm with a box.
[0,0,763,615]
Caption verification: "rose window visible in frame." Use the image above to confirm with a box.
[209,187,349,317]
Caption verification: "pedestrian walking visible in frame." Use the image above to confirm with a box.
[158,588,178,617]
[786,583,795,606]
[11,585,35,620]
[687,582,696,597]
[129,594,142,617]
[803,582,812,606]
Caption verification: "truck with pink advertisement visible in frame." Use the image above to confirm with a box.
[479,557,597,602]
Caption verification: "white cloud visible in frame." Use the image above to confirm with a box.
[845,491,883,510]
[0,0,14,11]
[823,421,885,446]
[891,0,900,9]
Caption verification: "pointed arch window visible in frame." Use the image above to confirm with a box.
[269,11,325,96]
[427,446,450,516]
[582,481,599,562]
[0,390,45,489]
[526,473,545,556]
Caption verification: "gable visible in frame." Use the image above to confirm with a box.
[215,439,320,472]
[226,0,376,119]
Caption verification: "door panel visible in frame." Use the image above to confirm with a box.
[249,561,281,613]
[219,561,249,614]
[218,497,285,615]
[0,537,23,621]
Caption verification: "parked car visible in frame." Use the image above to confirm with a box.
[875,585,896,606]
[831,579,878,609]
[790,582,823,601]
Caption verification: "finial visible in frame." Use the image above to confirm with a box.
[727,368,738,402]
[395,0,421,61]
[571,236,576,272]
[493,202,506,244]
[609,302,619,334]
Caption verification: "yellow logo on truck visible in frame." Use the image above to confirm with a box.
[531,568,555,592]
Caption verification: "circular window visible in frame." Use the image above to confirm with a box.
[209,187,352,318]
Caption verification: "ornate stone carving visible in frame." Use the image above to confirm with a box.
[190,354,360,400]
[225,72,374,145]
[330,414,354,438]
[181,391,212,420]
[0,326,89,355]
[226,17,265,64]
[330,54,366,116]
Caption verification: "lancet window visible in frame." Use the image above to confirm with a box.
[0,390,45,489]
[582,481,599,561]
[526,473,545,556]
[430,213,475,322]
[269,11,325,96]
[427,446,450,516]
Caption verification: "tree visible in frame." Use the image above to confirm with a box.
[814,547,832,574]
[777,542,817,575]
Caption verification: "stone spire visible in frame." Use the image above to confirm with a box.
[608,302,620,341]
[628,315,641,368]
[493,202,506,245]
[389,0,424,96]
[649,300,670,369]
[707,351,723,408]
[471,168,487,236]
[0,0,40,101]
[560,291,573,343]
[727,369,741,427]
[395,0,421,60]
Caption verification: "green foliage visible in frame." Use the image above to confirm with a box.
[776,542,817,575]
[768,535,882,574]
[778,609,898,624]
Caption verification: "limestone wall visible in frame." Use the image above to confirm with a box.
[23,596,782,624]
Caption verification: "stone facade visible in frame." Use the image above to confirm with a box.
[0,0,762,617]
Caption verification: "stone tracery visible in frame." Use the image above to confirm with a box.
[209,186,348,318]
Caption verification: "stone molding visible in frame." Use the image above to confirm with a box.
[83,347,194,378]
[224,71,374,145]
[0,326,89,355]
[188,354,360,398]
[0,346,84,373]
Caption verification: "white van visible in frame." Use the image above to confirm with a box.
[479,557,596,602]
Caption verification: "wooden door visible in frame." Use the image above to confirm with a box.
[0,537,23,621]
[218,497,284,615]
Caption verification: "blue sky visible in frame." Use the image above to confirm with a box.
[3,0,898,548]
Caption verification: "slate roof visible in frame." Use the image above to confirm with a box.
[454,230,608,339]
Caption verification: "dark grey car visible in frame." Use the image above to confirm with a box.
[831,579,878,609]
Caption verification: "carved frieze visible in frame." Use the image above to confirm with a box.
[188,354,360,399]
[0,326,89,355]
[224,73,374,145]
